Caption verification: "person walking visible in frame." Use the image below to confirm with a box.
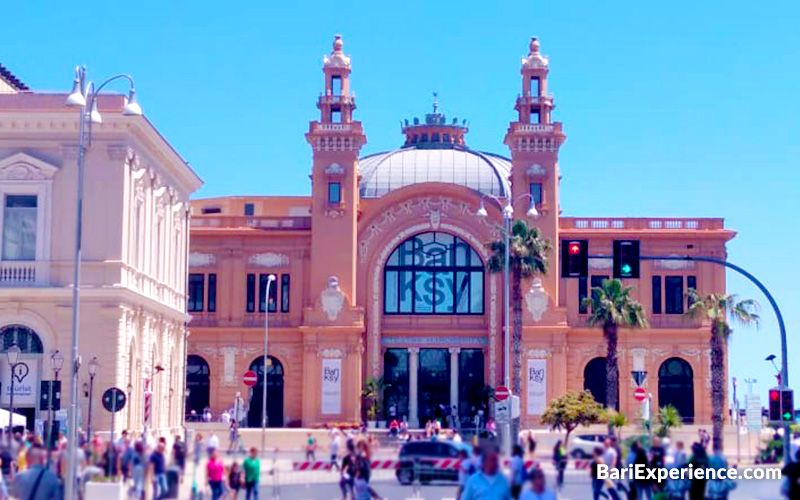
[228,461,243,499]
[242,447,260,500]
[509,445,527,499]
[461,446,511,500]
[339,442,358,500]
[206,448,226,500]
[552,440,566,491]
[172,434,186,482]
[520,468,557,500]
[329,433,340,472]
[306,433,317,462]
[590,447,606,500]
[128,441,146,500]
[11,445,60,500]
[687,442,709,500]
[149,441,169,500]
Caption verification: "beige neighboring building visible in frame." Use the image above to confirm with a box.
[0,65,202,437]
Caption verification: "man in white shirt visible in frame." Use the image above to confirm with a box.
[602,438,618,470]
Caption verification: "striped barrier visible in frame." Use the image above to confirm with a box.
[292,458,591,471]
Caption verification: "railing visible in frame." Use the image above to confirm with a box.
[189,312,218,327]
[317,94,355,106]
[121,264,186,311]
[575,313,701,329]
[242,312,293,328]
[190,215,312,231]
[0,261,49,285]
[516,94,554,106]
[561,217,725,231]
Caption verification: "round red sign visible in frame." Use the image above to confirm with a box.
[243,370,258,387]
[495,385,510,401]
[634,387,647,402]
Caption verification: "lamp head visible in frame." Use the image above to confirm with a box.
[502,203,514,219]
[6,345,21,366]
[526,201,539,218]
[51,350,64,371]
[267,274,276,282]
[765,354,776,362]
[89,99,102,124]
[123,88,143,116]
[65,69,86,108]
[476,200,488,218]
[88,356,99,376]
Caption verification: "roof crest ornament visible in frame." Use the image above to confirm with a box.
[323,34,351,69]
[521,36,549,69]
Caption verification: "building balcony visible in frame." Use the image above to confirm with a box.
[0,260,50,286]
[243,312,293,328]
[560,217,725,232]
[189,312,218,327]
[317,94,355,106]
[516,94,554,107]
[190,215,311,231]
[508,121,563,135]
[574,313,701,329]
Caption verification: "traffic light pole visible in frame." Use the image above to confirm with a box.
[641,255,791,465]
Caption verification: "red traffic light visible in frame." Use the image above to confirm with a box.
[569,243,581,255]
[770,389,780,401]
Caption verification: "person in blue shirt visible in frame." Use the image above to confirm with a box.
[461,445,511,500]
[12,444,61,500]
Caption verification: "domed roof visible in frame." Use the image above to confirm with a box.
[359,146,511,199]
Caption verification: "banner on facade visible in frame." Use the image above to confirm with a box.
[1,358,39,406]
[321,358,342,415]
[526,358,547,415]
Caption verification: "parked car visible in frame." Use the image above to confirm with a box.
[396,440,471,485]
[567,434,608,458]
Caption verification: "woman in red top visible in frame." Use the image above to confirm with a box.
[206,449,225,500]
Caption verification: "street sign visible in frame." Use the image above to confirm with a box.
[495,400,510,423]
[634,387,647,402]
[102,387,127,413]
[510,395,520,419]
[495,385,510,401]
[243,370,258,387]
[745,394,762,433]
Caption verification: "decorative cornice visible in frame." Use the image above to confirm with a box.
[248,252,289,268]
[0,152,59,181]
[188,253,216,267]
[526,349,551,359]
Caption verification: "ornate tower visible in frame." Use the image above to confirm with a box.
[504,37,566,300]
[306,35,366,315]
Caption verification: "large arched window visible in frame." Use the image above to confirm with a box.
[384,232,484,315]
[0,325,43,353]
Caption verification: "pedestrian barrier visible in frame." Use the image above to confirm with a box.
[291,458,592,471]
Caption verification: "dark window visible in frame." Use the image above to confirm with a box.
[531,109,541,124]
[432,133,440,143]
[384,232,484,315]
[578,276,588,314]
[442,133,450,143]
[530,76,540,96]
[328,182,341,204]
[529,182,543,206]
[188,274,204,312]
[665,276,684,314]
[421,134,428,143]
[201,207,221,214]
[687,276,697,308]
[246,274,256,312]
[244,203,255,216]
[331,75,342,95]
[590,275,608,290]
[330,109,341,123]
[207,274,217,312]
[259,274,277,313]
[280,275,290,312]
[652,276,662,314]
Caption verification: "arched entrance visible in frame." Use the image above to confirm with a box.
[583,357,619,409]
[247,356,284,427]
[0,325,44,430]
[658,358,694,423]
[186,355,210,419]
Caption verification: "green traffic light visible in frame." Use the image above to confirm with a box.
[784,412,793,421]
[621,264,632,275]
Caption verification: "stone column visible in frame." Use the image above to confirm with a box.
[408,347,420,428]
[449,348,460,419]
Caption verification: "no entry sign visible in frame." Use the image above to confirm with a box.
[495,385,510,401]
[243,370,258,387]
[634,387,647,402]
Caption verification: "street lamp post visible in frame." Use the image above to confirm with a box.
[6,345,21,444]
[64,66,142,500]
[476,193,538,457]
[262,274,276,456]
[86,357,98,442]
[50,350,64,450]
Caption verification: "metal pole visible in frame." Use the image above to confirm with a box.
[502,212,512,458]
[733,377,740,464]
[262,276,275,455]
[8,363,15,444]
[65,78,88,500]
[49,375,55,450]
[87,374,95,441]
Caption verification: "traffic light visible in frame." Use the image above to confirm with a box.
[561,240,588,278]
[781,389,794,423]
[769,388,782,422]
[613,240,640,278]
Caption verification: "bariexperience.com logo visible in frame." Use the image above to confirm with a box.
[597,464,782,482]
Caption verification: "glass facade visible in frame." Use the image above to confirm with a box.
[458,349,485,420]
[418,348,449,422]
[383,349,409,420]
[384,232,484,315]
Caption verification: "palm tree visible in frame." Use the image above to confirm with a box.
[487,220,552,395]
[583,279,649,434]
[686,290,759,452]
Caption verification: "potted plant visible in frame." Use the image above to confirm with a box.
[84,476,125,500]
[362,377,385,428]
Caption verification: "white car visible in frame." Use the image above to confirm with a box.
[568,433,608,458]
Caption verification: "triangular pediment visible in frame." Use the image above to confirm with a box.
[0,152,59,181]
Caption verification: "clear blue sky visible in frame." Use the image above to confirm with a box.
[5,0,799,407]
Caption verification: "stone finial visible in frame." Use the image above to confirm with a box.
[324,34,351,69]
[522,36,549,69]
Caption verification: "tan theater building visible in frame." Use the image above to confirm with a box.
[186,36,733,428]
